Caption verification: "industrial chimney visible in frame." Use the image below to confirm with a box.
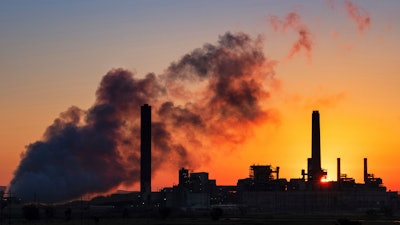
[337,158,341,182]
[364,158,368,184]
[308,110,323,182]
[140,104,152,194]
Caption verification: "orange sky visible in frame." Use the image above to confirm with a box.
[1,1,400,196]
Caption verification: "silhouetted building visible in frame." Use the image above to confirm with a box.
[178,167,190,188]
[238,165,282,191]
[236,110,396,212]
[162,168,213,208]
[140,104,151,194]
[88,110,398,213]
[364,158,383,188]
[190,172,210,193]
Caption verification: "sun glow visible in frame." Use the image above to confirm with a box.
[320,177,329,183]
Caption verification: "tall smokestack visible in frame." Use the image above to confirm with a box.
[364,158,368,183]
[310,110,322,181]
[337,158,341,182]
[276,166,280,180]
[140,104,152,194]
[312,111,321,171]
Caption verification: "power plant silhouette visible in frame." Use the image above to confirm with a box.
[132,106,397,211]
[4,105,397,214]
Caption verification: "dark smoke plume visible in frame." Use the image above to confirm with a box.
[10,32,277,203]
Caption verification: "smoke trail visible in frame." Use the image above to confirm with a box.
[326,0,371,34]
[344,0,371,33]
[10,32,278,203]
[268,12,313,60]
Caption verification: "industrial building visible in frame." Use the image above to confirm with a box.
[152,110,398,212]
[89,108,398,213]
[4,106,398,222]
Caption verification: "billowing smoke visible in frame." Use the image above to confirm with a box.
[268,12,313,60]
[10,32,277,203]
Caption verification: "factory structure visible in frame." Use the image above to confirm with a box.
[6,105,394,214]
[135,106,398,212]
[234,111,397,212]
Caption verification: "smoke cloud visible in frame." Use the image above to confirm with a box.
[327,0,371,34]
[10,32,278,203]
[268,12,313,60]
[344,0,371,33]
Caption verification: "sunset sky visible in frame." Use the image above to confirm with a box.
[1,0,400,196]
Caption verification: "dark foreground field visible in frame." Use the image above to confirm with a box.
[2,214,400,225]
[1,219,400,225]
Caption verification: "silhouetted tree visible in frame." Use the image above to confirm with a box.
[22,204,40,220]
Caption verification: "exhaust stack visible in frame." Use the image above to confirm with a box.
[364,158,368,183]
[140,104,152,194]
[337,158,341,182]
[308,110,323,181]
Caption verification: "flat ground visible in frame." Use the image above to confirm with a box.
[2,214,400,225]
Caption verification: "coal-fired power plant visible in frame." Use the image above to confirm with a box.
[153,110,397,211]
[7,109,398,214]
[140,104,152,194]
[6,31,397,216]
